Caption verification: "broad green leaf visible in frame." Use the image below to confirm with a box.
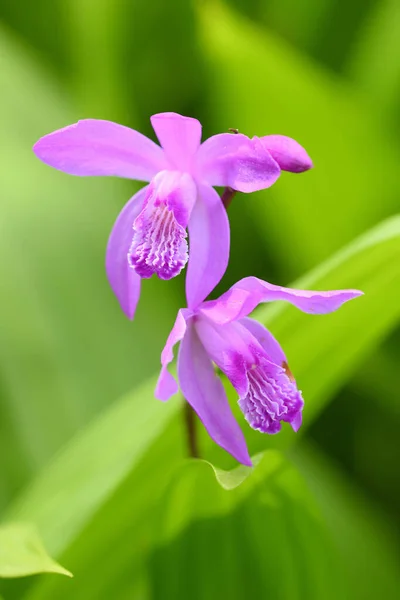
[147,448,399,600]
[197,0,399,277]
[5,378,180,558]
[0,523,71,579]
[12,216,400,599]
[292,442,400,600]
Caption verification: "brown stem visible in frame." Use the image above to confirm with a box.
[221,127,239,209]
[183,126,239,459]
[221,186,237,209]
[184,402,199,458]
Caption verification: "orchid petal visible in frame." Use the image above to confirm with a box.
[260,135,313,173]
[33,119,167,181]
[106,187,148,319]
[239,317,287,366]
[194,319,250,397]
[178,323,252,466]
[186,184,230,308]
[291,411,302,432]
[155,309,192,401]
[150,112,202,172]
[195,133,281,193]
[199,277,363,325]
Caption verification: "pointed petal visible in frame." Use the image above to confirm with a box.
[155,309,192,401]
[106,187,148,319]
[186,184,230,308]
[150,112,202,172]
[195,133,281,193]
[291,411,302,432]
[239,317,287,366]
[178,324,252,466]
[33,119,168,181]
[199,277,363,324]
[260,135,313,173]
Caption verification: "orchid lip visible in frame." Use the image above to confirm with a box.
[128,170,196,281]
[238,356,304,434]
[128,201,188,280]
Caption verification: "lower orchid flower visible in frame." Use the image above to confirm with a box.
[156,277,363,465]
[33,112,312,319]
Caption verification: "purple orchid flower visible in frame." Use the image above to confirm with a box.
[33,113,312,318]
[155,277,362,465]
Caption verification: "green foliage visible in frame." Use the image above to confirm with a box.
[0,0,399,598]
[1,216,399,598]
[0,524,71,578]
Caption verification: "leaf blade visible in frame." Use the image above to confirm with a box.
[0,523,72,579]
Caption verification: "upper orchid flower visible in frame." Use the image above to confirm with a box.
[33,113,312,318]
[155,277,362,465]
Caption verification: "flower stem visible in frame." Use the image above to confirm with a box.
[221,186,237,209]
[183,125,239,458]
[184,402,199,458]
[221,128,239,209]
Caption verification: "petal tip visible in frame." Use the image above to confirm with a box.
[242,456,253,467]
[155,370,179,401]
[290,412,303,432]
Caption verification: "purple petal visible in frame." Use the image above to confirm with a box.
[186,184,230,308]
[199,277,363,325]
[178,323,252,466]
[195,133,281,193]
[33,119,168,181]
[129,171,197,280]
[260,135,313,173]
[291,411,302,432]
[239,317,287,366]
[106,187,148,319]
[155,309,192,401]
[150,112,202,172]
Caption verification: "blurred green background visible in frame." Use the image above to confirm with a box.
[0,0,399,598]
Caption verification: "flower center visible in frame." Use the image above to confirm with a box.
[127,171,196,280]
[239,360,303,434]
[128,201,188,280]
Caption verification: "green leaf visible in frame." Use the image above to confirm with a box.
[146,446,399,600]
[292,442,400,600]
[5,379,180,558]
[207,452,263,490]
[0,523,71,579]
[146,451,358,599]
